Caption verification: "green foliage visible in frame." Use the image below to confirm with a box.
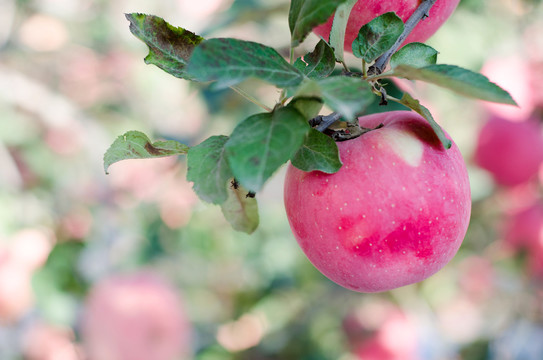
[32,242,88,325]
[220,180,259,234]
[317,76,374,120]
[352,12,404,62]
[187,136,232,205]
[390,42,439,69]
[293,40,336,79]
[289,0,349,46]
[392,64,517,105]
[187,38,304,89]
[126,13,204,80]
[396,93,452,149]
[103,131,189,174]
[291,128,343,173]
[224,106,309,192]
[289,96,324,120]
[108,2,518,233]
[329,0,358,62]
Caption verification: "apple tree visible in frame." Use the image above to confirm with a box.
[104,0,516,292]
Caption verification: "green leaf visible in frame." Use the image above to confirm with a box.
[293,78,323,99]
[352,12,404,63]
[220,180,259,234]
[289,96,324,120]
[186,38,304,89]
[225,107,310,191]
[390,43,438,69]
[329,0,358,62]
[392,64,517,105]
[397,93,452,149]
[291,128,342,173]
[293,39,336,79]
[104,131,188,174]
[317,76,374,120]
[289,0,349,47]
[126,13,204,80]
[187,136,233,205]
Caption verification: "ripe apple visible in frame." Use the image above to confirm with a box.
[502,199,543,280]
[284,111,471,293]
[313,0,460,52]
[81,272,192,360]
[503,200,543,252]
[473,116,543,187]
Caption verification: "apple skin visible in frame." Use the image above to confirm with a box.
[313,0,460,52]
[474,116,543,187]
[284,111,471,293]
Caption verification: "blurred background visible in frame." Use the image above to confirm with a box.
[1,0,543,359]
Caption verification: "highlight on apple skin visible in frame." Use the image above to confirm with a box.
[284,111,471,293]
[313,0,461,52]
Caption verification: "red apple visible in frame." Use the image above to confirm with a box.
[284,111,471,293]
[81,272,192,360]
[503,200,543,252]
[473,116,543,187]
[313,0,460,52]
[500,199,543,281]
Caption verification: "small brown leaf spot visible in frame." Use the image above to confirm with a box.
[145,142,168,156]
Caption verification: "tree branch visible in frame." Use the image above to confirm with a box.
[311,113,342,132]
[310,0,438,134]
[368,0,437,75]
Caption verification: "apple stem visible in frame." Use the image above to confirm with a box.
[368,0,437,75]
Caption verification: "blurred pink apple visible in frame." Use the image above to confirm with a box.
[354,309,419,360]
[81,272,192,360]
[0,229,52,323]
[23,322,83,360]
[9,228,53,271]
[474,116,543,187]
[0,254,34,323]
[480,56,534,121]
[284,111,471,292]
[501,199,543,280]
[503,200,543,251]
[313,0,460,52]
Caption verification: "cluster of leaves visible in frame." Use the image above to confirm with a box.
[104,0,515,234]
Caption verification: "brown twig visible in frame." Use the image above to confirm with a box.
[368,0,438,75]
